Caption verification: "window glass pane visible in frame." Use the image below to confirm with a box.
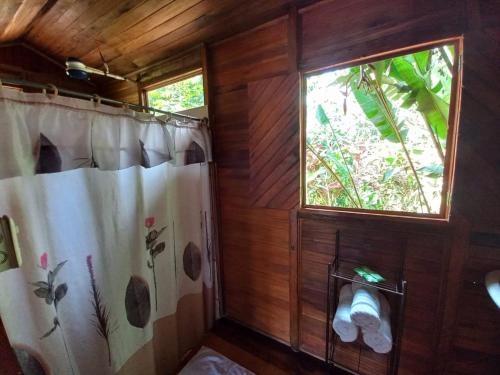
[147,74,204,112]
[305,45,456,215]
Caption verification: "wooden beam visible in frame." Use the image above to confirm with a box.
[287,5,298,74]
[289,208,300,350]
[201,43,210,109]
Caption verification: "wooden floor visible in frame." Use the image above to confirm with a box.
[199,319,349,375]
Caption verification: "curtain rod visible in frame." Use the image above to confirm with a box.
[0,77,201,122]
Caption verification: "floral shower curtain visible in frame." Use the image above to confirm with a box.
[0,88,219,375]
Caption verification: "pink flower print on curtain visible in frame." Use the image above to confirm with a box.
[40,252,48,270]
[144,217,155,229]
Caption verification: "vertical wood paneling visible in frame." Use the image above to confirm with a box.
[210,17,293,343]
[222,206,291,342]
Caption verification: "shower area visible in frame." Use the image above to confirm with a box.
[0,83,221,374]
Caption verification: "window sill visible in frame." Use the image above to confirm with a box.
[298,206,452,227]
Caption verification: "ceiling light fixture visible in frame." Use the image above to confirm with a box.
[65,57,131,82]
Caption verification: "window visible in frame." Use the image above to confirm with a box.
[146,73,204,113]
[303,40,462,218]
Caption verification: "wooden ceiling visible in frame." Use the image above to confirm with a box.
[0,0,315,76]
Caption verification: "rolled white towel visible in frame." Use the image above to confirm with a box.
[350,277,381,331]
[332,284,358,342]
[351,275,366,293]
[363,294,392,354]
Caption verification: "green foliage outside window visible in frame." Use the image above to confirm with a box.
[305,45,456,214]
[147,74,204,113]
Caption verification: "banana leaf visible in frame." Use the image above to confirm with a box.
[349,71,406,143]
[418,164,444,178]
[390,57,449,140]
[316,104,329,125]
[416,88,449,140]
[413,50,431,75]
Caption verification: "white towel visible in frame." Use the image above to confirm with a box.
[351,275,365,293]
[350,277,381,330]
[362,294,393,354]
[332,284,358,342]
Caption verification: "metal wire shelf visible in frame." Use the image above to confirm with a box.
[325,231,407,375]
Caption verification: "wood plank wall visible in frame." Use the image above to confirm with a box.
[206,1,500,374]
[99,1,499,373]
[299,213,456,375]
[209,17,297,343]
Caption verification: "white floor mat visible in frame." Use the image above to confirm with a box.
[179,346,255,375]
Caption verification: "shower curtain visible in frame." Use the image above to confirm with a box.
[0,88,219,375]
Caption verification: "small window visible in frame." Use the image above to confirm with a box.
[303,40,462,218]
[146,73,204,113]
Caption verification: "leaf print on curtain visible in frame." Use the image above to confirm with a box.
[86,255,117,366]
[139,138,172,168]
[204,211,213,282]
[125,276,151,328]
[184,141,205,165]
[30,252,74,374]
[74,123,99,169]
[34,133,62,174]
[144,217,166,311]
[139,140,151,168]
[183,242,201,281]
[0,231,7,266]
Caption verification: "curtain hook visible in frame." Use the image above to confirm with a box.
[46,83,58,98]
